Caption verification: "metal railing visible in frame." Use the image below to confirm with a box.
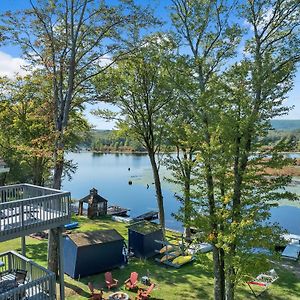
[0,184,71,242]
[0,251,56,299]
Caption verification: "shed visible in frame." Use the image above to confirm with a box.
[128,221,163,258]
[63,229,124,279]
[78,188,108,218]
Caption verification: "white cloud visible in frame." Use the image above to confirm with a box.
[98,54,112,68]
[0,51,28,78]
[243,8,274,31]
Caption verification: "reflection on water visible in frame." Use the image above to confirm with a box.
[63,152,300,234]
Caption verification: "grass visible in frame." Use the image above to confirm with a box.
[1,215,300,299]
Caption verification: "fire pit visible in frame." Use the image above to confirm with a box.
[109,291,129,300]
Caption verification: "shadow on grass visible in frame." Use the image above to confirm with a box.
[25,241,48,263]
[63,253,213,299]
[236,265,300,300]
[108,254,212,299]
[65,281,90,298]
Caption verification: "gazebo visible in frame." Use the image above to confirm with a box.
[78,188,108,218]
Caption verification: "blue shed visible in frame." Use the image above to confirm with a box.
[128,221,163,258]
[64,229,124,279]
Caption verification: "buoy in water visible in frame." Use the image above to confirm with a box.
[128,180,133,185]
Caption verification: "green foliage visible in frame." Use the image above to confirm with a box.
[0,74,91,185]
[0,217,300,299]
[93,33,175,151]
[93,33,177,230]
[0,75,54,184]
[168,0,300,299]
[88,129,145,152]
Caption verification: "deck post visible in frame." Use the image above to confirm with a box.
[58,226,65,300]
[21,236,26,256]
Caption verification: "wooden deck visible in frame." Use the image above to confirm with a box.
[0,184,71,242]
[0,251,56,300]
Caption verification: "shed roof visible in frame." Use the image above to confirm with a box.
[129,221,162,235]
[67,229,124,247]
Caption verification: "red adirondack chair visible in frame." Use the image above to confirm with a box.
[105,272,118,290]
[135,283,155,300]
[88,282,103,300]
[125,272,138,290]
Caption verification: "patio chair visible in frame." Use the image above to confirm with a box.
[88,282,103,300]
[105,272,118,290]
[135,283,155,300]
[125,272,138,290]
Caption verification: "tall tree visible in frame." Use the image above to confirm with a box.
[0,73,90,186]
[0,75,54,185]
[220,1,300,298]
[164,88,199,241]
[93,36,175,232]
[170,1,241,298]
[2,0,156,275]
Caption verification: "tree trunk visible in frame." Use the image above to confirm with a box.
[32,157,44,186]
[0,173,6,186]
[47,228,59,277]
[184,226,192,241]
[53,148,64,190]
[48,135,64,276]
[219,248,226,300]
[184,179,192,241]
[212,245,225,300]
[148,151,165,233]
[226,266,235,300]
[204,159,225,300]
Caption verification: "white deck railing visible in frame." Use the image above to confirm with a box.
[0,184,71,242]
[0,250,56,299]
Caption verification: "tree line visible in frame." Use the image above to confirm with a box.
[88,130,146,152]
[85,126,300,153]
[0,1,299,300]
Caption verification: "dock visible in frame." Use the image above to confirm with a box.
[107,205,130,217]
[133,211,158,222]
[281,243,300,261]
[282,234,300,242]
[281,234,300,260]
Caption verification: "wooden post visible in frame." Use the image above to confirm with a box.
[58,227,65,300]
[21,236,26,256]
[78,201,83,215]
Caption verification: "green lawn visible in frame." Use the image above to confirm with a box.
[1,215,300,299]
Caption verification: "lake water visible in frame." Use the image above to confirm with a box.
[62,152,300,234]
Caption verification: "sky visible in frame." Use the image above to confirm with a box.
[0,0,299,129]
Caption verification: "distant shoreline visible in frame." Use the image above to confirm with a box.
[78,149,300,155]
[91,150,148,154]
